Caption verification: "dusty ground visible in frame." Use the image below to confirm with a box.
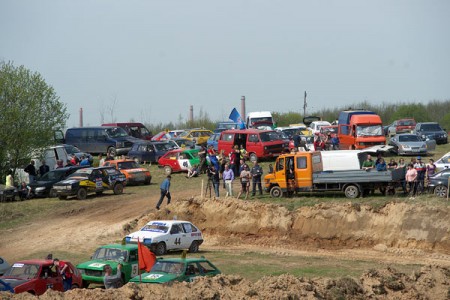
[1,189,449,299]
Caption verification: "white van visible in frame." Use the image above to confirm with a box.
[246,111,274,130]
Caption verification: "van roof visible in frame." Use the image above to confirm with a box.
[102,123,145,127]
[220,128,274,134]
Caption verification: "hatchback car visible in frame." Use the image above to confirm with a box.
[128,141,172,164]
[103,159,151,185]
[129,257,220,284]
[414,122,448,144]
[125,220,204,256]
[178,129,213,145]
[427,169,450,197]
[388,134,435,156]
[158,149,200,175]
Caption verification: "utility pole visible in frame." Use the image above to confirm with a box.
[303,91,307,117]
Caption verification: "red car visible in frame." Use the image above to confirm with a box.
[0,259,82,295]
[151,131,171,141]
[157,148,200,175]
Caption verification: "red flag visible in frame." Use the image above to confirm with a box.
[138,240,156,272]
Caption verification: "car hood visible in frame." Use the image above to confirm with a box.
[127,230,166,241]
[130,272,180,283]
[419,130,446,135]
[29,181,54,187]
[1,277,30,288]
[121,168,148,174]
[77,259,119,271]
[55,177,85,185]
[397,141,425,147]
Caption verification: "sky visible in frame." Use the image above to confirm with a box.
[1,0,449,128]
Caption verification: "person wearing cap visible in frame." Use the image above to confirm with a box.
[405,164,418,199]
[414,156,426,194]
[156,175,171,210]
[237,164,251,200]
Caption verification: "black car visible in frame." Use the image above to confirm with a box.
[427,169,450,197]
[28,166,86,197]
[414,122,448,144]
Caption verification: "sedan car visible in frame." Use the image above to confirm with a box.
[125,220,204,256]
[158,149,200,175]
[427,169,450,197]
[53,167,126,200]
[388,134,435,156]
[28,166,85,197]
[76,244,139,288]
[435,151,450,171]
[128,141,172,164]
[0,259,82,295]
[414,122,448,144]
[0,185,18,202]
[129,257,220,284]
[103,159,151,185]
[0,257,10,276]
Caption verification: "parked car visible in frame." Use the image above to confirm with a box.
[129,256,220,284]
[102,122,153,140]
[178,129,213,145]
[309,121,331,135]
[0,259,82,295]
[127,141,172,164]
[28,166,86,198]
[168,129,186,138]
[125,220,204,255]
[206,133,220,151]
[435,151,450,171]
[158,149,200,175]
[169,138,201,150]
[414,122,448,144]
[388,134,435,156]
[53,167,126,200]
[0,185,18,202]
[76,244,139,288]
[427,169,450,197]
[151,131,171,141]
[0,257,10,276]
[103,159,151,185]
[386,118,416,136]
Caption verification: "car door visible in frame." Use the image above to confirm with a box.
[185,262,201,282]
[166,223,188,250]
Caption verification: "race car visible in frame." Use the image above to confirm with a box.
[129,256,220,284]
[53,166,126,200]
[0,259,82,295]
[125,220,204,256]
[157,149,200,175]
[76,244,139,288]
[103,159,151,185]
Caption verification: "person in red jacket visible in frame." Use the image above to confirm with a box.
[53,258,72,291]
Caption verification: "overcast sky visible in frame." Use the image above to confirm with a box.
[1,0,449,127]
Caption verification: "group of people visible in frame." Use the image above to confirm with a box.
[362,154,437,198]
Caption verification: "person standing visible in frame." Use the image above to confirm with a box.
[207,165,220,198]
[426,158,437,184]
[39,160,50,176]
[397,158,407,194]
[5,170,14,188]
[53,258,72,291]
[414,156,426,194]
[405,164,418,199]
[24,160,37,183]
[230,145,240,177]
[251,161,263,197]
[198,145,208,174]
[98,154,105,167]
[156,175,171,210]
[237,165,251,200]
[103,263,123,289]
[222,164,234,197]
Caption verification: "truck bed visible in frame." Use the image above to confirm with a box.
[313,169,403,184]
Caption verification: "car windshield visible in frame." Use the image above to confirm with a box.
[117,161,140,169]
[150,261,184,274]
[4,263,40,279]
[38,170,66,181]
[398,135,421,142]
[356,125,383,137]
[421,124,442,131]
[68,169,92,178]
[259,131,282,142]
[398,120,415,126]
[105,127,129,138]
[250,117,273,123]
[92,248,128,262]
[154,143,171,151]
[176,139,194,148]
[141,223,169,233]
[64,145,82,154]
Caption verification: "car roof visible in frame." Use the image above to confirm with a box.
[156,257,210,263]
[221,129,274,134]
[99,244,138,250]
[106,159,138,163]
[12,259,54,265]
[146,220,191,225]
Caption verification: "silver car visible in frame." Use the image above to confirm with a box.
[388,133,436,156]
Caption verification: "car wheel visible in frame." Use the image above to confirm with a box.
[344,184,360,199]
[144,177,151,185]
[189,241,200,253]
[58,195,68,200]
[113,183,124,195]
[96,191,103,196]
[77,188,87,200]
[249,153,258,163]
[155,242,167,255]
[270,186,282,198]
[82,280,89,289]
[71,284,79,289]
[164,166,172,175]
[49,189,57,198]
[108,147,116,157]
[433,185,447,198]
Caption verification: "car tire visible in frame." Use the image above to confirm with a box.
[49,189,57,198]
[164,166,172,175]
[96,191,103,196]
[113,183,124,195]
[344,184,360,199]
[249,153,258,163]
[433,185,447,198]
[155,242,167,255]
[77,188,87,200]
[270,186,282,198]
[188,241,200,253]
[71,284,79,289]
[82,280,89,289]
[58,195,68,200]
[144,177,151,185]
[108,147,116,157]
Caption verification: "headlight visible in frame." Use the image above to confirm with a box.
[116,142,125,148]
[421,135,426,139]
[400,144,410,149]
[125,237,131,243]
[36,187,45,191]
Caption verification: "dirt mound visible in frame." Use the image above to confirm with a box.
[2,265,449,299]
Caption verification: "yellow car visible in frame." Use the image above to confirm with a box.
[178,129,213,145]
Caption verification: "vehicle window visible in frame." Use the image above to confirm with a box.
[356,125,383,137]
[277,158,285,171]
[128,250,137,262]
[5,263,40,279]
[64,145,81,154]
[151,261,184,274]
[117,161,140,169]
[68,169,92,178]
[155,143,167,151]
[248,134,259,142]
[260,131,282,142]
[170,223,184,234]
[421,123,442,131]
[186,263,199,275]
[92,248,127,261]
[142,223,169,233]
[221,133,234,141]
[182,223,198,233]
[104,168,119,175]
[167,153,177,160]
[105,127,129,138]
[188,151,199,159]
[398,135,421,142]
[198,261,216,274]
[297,157,307,169]
[40,170,65,181]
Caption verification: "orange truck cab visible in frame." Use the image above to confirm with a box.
[338,114,386,150]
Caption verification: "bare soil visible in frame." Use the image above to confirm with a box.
[1,190,449,299]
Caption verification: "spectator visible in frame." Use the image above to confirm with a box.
[156,175,171,210]
[230,145,240,177]
[387,158,398,169]
[397,158,407,194]
[39,160,50,176]
[65,159,74,167]
[198,145,208,174]
[55,159,64,169]
[18,182,32,200]
[79,155,90,166]
[103,263,123,289]
[5,169,14,188]
[98,154,105,167]
[376,158,387,171]
[362,155,375,170]
[207,165,220,198]
[24,160,37,183]
[186,165,199,178]
[53,258,72,291]
[414,156,426,194]
[222,164,234,197]
[426,159,437,182]
[405,164,418,199]
[331,135,340,150]
[237,164,251,200]
[250,161,263,197]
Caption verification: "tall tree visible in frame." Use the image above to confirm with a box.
[0,61,68,179]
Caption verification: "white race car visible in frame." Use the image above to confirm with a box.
[125,220,203,256]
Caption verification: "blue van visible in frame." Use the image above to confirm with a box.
[55,126,139,156]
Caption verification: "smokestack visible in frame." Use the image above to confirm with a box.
[189,105,194,123]
[79,107,83,127]
[241,96,246,120]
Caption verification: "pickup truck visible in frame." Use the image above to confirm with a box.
[264,151,403,198]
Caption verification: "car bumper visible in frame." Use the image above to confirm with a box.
[126,176,151,185]
[398,150,427,156]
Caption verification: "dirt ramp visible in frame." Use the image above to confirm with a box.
[160,198,450,253]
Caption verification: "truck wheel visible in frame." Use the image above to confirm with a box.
[113,183,124,195]
[164,166,172,175]
[155,242,167,255]
[270,186,283,198]
[107,147,116,157]
[344,184,360,199]
[77,188,87,200]
[249,153,258,163]
[434,185,447,197]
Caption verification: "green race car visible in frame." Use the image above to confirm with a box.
[76,244,139,288]
[129,256,220,284]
